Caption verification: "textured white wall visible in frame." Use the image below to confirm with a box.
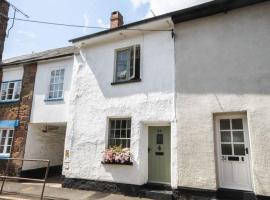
[2,66,24,81]
[23,123,66,170]
[174,2,270,196]
[30,57,73,123]
[63,29,176,186]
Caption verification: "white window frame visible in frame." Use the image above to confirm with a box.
[47,67,65,100]
[108,118,131,148]
[0,129,14,157]
[0,80,22,102]
[114,45,139,83]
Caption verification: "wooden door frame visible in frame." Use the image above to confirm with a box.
[147,125,171,185]
[214,113,254,191]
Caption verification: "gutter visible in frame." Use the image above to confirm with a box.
[0,53,75,68]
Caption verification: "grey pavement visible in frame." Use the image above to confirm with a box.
[0,181,150,200]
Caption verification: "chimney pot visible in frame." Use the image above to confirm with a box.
[110,11,124,29]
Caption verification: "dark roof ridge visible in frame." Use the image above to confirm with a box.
[70,0,268,43]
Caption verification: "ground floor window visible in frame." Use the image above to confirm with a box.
[109,118,131,148]
[0,129,14,157]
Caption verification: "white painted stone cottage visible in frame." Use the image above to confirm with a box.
[61,1,270,200]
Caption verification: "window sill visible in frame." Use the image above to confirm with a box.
[0,155,10,159]
[0,100,20,104]
[44,98,64,102]
[111,78,141,85]
[101,161,133,166]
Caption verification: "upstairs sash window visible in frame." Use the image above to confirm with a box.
[48,68,65,100]
[114,45,140,82]
[0,81,22,101]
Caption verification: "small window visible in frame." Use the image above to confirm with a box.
[109,118,131,148]
[0,81,22,101]
[114,45,140,83]
[0,129,14,157]
[48,68,65,100]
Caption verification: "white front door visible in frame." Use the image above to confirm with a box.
[215,114,253,191]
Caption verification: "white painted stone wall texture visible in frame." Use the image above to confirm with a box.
[23,124,66,170]
[63,30,175,185]
[2,66,24,81]
[174,2,270,196]
[30,58,73,123]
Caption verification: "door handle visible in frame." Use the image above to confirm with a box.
[148,148,151,153]
[245,148,249,154]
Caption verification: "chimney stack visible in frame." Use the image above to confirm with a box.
[110,11,123,29]
[0,0,9,61]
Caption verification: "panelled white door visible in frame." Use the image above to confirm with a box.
[215,115,253,191]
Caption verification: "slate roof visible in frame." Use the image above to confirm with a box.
[1,46,78,67]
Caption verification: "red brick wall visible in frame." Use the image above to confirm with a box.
[0,0,9,61]
[0,63,37,174]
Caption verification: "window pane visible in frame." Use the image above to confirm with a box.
[233,131,244,142]
[234,144,245,155]
[58,91,63,98]
[1,138,5,145]
[8,138,12,145]
[232,119,243,129]
[14,81,22,99]
[220,119,230,130]
[109,139,115,147]
[0,146,4,153]
[116,120,121,129]
[9,130,14,137]
[127,129,131,138]
[6,146,11,153]
[115,139,121,146]
[121,130,126,138]
[2,130,7,138]
[122,120,127,128]
[1,82,8,100]
[127,120,131,129]
[221,144,232,155]
[110,120,115,129]
[130,47,134,77]
[116,50,130,81]
[221,131,231,142]
[121,139,127,148]
[157,134,163,145]
[115,130,120,138]
[110,130,114,138]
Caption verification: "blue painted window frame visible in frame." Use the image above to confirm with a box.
[0,128,15,158]
[0,80,22,103]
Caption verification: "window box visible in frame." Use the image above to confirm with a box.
[101,161,133,165]
[102,146,132,165]
[44,98,64,102]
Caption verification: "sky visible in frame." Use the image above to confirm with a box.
[3,0,210,59]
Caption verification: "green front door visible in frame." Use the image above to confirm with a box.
[148,126,171,184]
